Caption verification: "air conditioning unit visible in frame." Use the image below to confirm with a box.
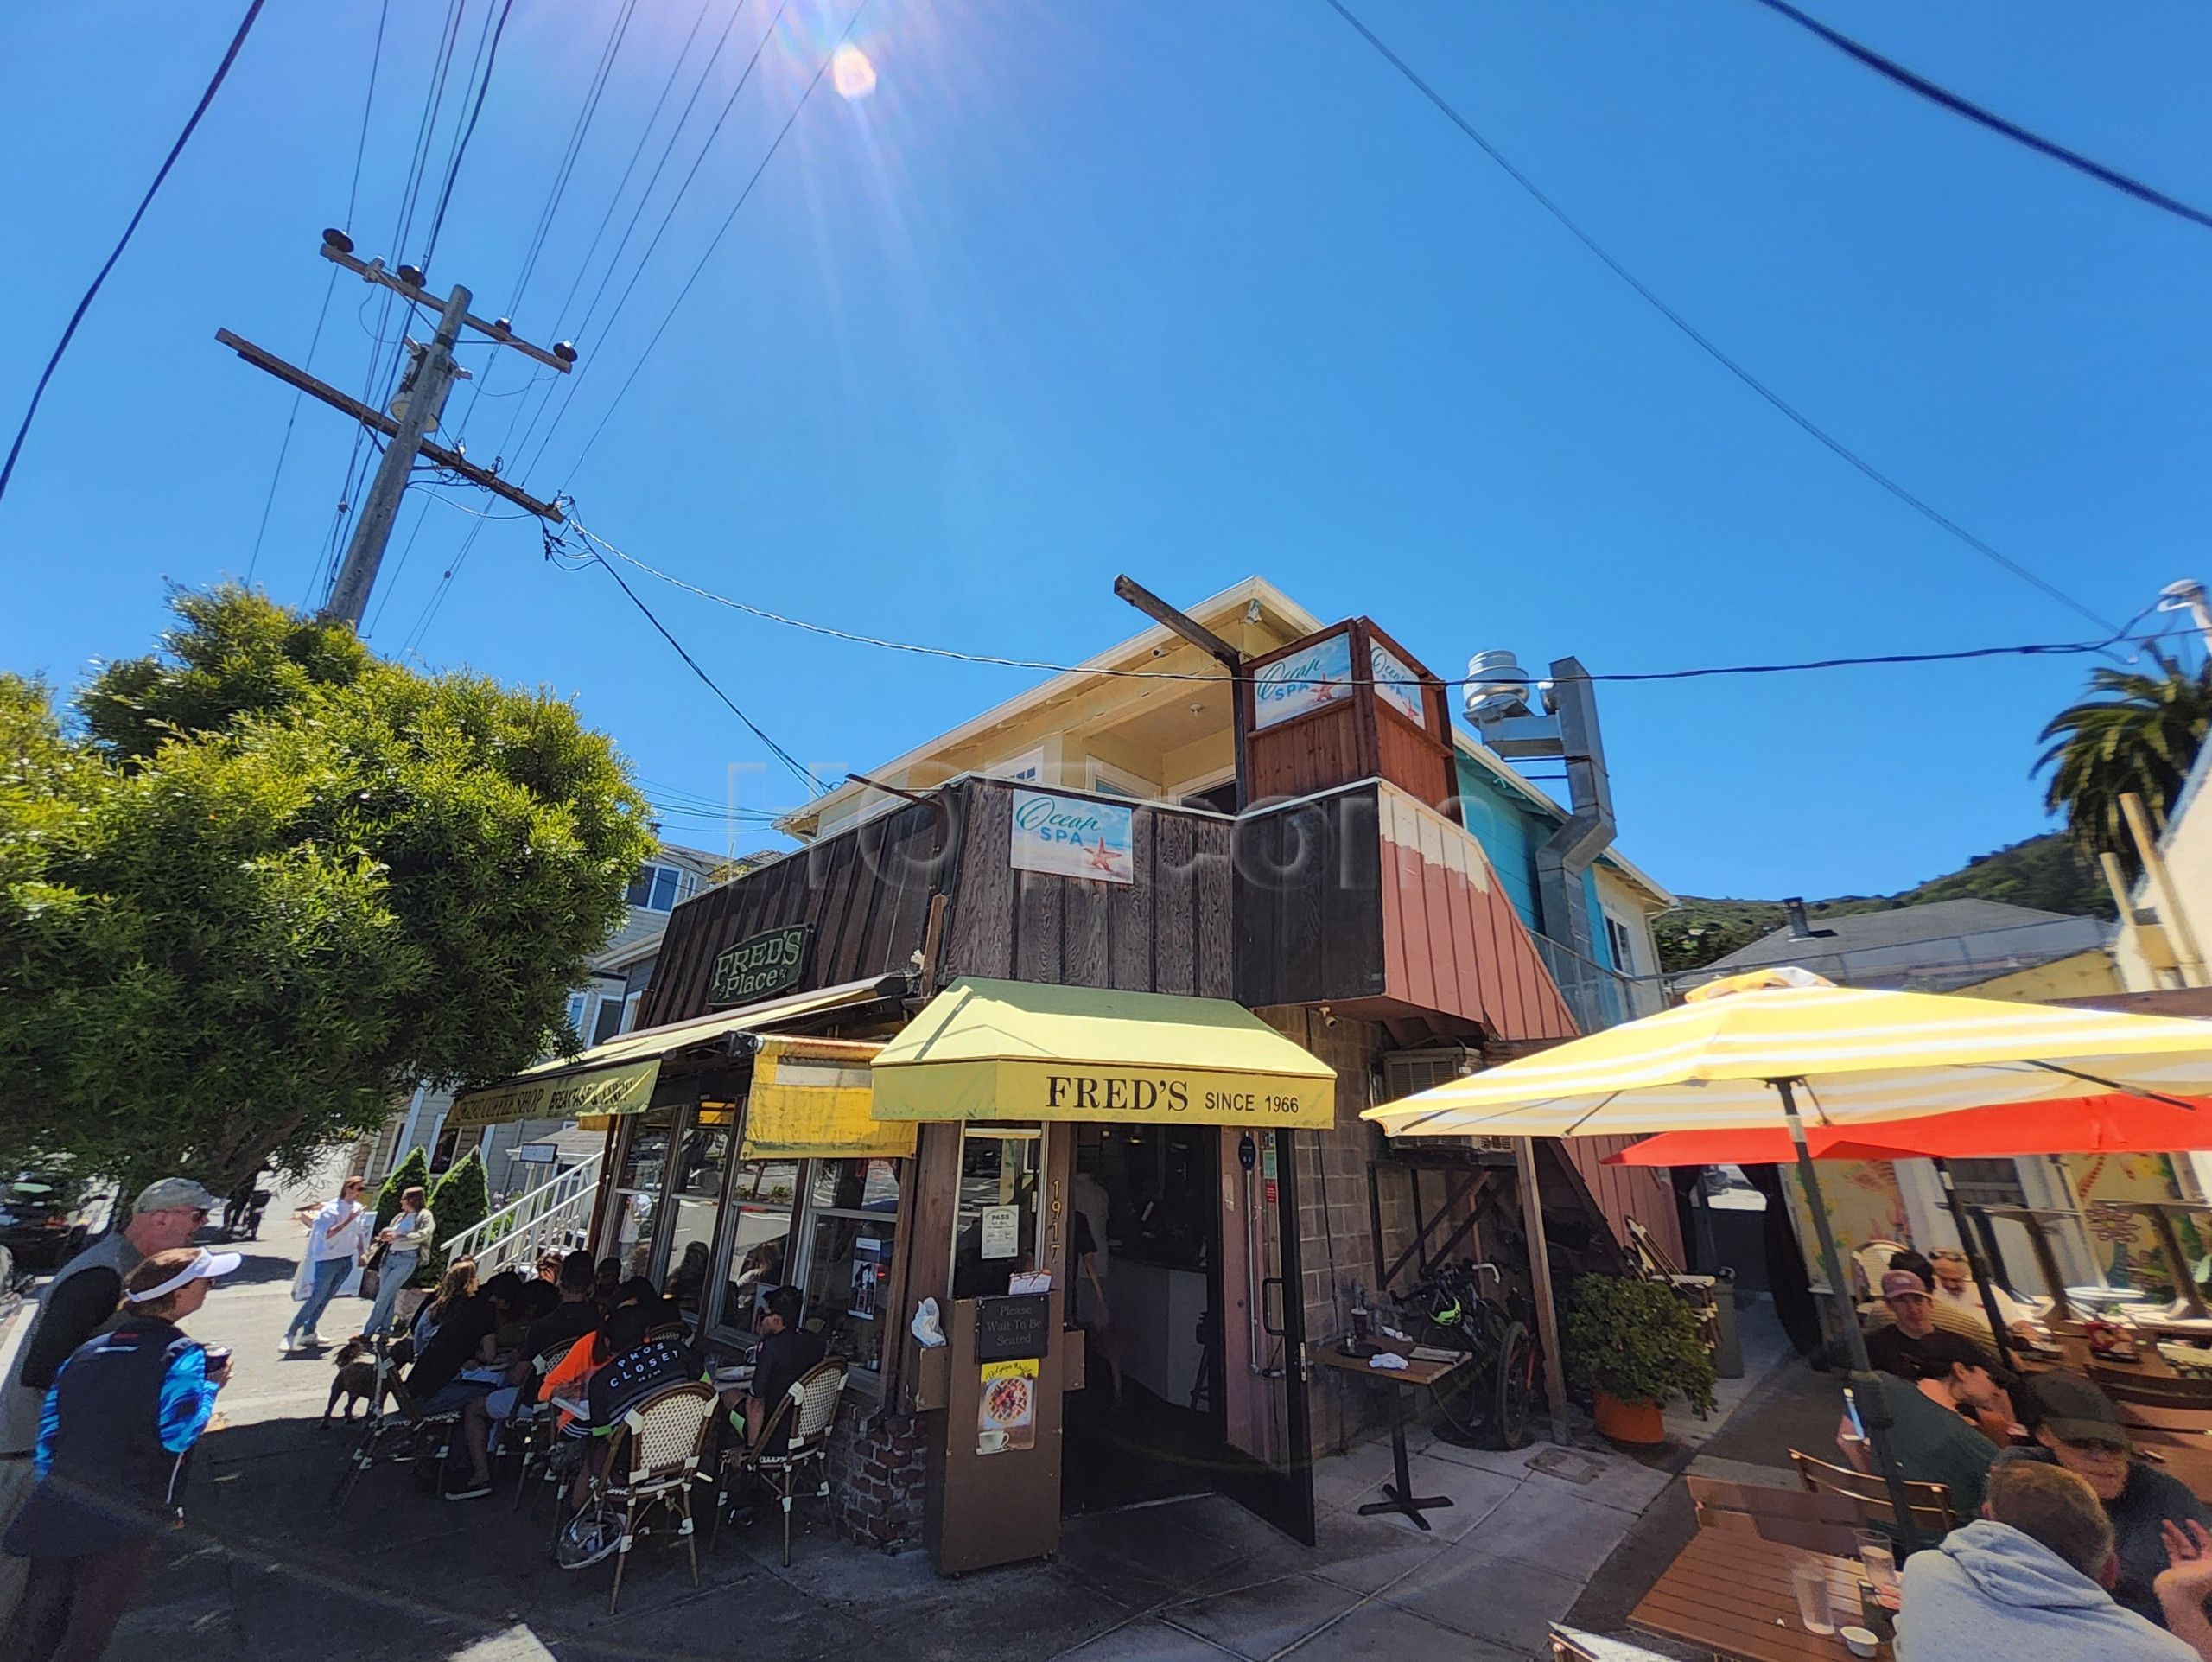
[1380,1048,1513,1154]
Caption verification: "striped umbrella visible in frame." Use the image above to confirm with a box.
[1362,967,2212,1544]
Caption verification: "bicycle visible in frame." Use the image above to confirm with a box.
[1390,1259,1539,1450]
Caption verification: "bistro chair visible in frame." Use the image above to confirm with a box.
[720,1360,849,1566]
[1852,1239,1910,1301]
[1624,1217,1720,1375]
[1790,1448,1956,1538]
[555,1380,720,1613]
[328,1339,467,1513]
[507,1336,582,1512]
[1685,1474,1859,1556]
[1546,1627,1677,1661]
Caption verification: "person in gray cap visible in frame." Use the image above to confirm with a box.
[0,1176,218,1616]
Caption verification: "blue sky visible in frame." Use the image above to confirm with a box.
[3,1,2207,901]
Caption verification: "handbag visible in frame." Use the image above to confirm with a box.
[359,1239,389,1302]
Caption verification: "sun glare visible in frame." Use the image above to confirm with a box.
[832,42,878,100]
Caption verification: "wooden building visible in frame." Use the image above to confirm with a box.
[455,581,1679,1567]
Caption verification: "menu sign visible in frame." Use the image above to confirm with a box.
[1010,789,1134,884]
[977,1358,1038,1455]
[1370,639,1427,729]
[708,923,811,1006]
[1252,631,1352,730]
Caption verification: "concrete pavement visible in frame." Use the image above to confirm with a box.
[0,1179,1811,1662]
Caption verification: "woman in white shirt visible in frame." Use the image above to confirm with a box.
[283,1177,371,1352]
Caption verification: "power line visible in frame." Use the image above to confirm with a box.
[1748,0,2212,234]
[0,0,268,511]
[420,0,518,269]
[1320,0,2118,635]
[583,542,820,794]
[566,513,2170,689]
[543,0,870,485]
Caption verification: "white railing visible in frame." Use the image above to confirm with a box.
[440,1150,602,1278]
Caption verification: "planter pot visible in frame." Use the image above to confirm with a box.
[1593,1389,1666,1445]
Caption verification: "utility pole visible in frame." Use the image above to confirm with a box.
[219,229,576,629]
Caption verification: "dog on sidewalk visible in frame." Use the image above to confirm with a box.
[322,1336,405,1423]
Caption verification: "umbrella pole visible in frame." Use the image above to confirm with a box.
[1777,1079,1923,1551]
[1931,1158,2018,1372]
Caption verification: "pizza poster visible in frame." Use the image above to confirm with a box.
[977,1358,1039,1455]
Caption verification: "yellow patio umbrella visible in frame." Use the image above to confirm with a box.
[1363,966,2212,1543]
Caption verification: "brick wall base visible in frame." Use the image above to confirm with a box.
[823,1397,930,1551]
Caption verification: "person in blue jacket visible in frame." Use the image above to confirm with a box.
[0,1246,237,1662]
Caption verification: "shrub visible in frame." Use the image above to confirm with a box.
[417,1149,490,1286]
[1561,1273,1717,1414]
[374,1147,429,1234]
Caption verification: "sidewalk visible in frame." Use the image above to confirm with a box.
[90,1207,1808,1662]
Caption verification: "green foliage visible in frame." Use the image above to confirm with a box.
[1654,834,2113,974]
[2037,652,2212,880]
[375,1147,430,1233]
[0,587,656,1195]
[1561,1273,1717,1414]
[419,1150,491,1285]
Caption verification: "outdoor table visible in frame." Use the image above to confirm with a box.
[1629,1527,1891,1662]
[1311,1338,1467,1531]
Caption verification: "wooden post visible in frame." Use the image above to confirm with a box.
[1514,1137,1571,1444]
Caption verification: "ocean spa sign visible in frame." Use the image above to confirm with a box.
[1254,631,1427,731]
[1009,789,1134,884]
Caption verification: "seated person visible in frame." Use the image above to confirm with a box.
[2006,1372,2212,1630]
[1835,1365,1999,1522]
[1928,1246,2044,1341]
[408,1270,530,1498]
[1897,1458,2202,1661]
[592,1257,624,1315]
[518,1277,561,1325]
[1864,1270,1947,1379]
[744,1287,827,1455]
[1910,1332,2025,1447]
[459,1251,604,1481]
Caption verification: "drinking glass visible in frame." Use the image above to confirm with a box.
[1791,1560,1837,1635]
[1855,1529,1900,1604]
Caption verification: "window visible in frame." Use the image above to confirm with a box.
[664,1111,733,1328]
[591,997,626,1046]
[950,1126,1045,1301]
[1945,1159,2030,1211]
[607,1109,674,1278]
[793,1159,903,1377]
[626,862,696,913]
[564,992,593,1037]
[1088,760,1159,801]
[987,748,1046,785]
[710,1157,800,1344]
[1603,913,1639,975]
[619,992,643,1035]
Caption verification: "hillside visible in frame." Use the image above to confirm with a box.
[1654,833,2112,973]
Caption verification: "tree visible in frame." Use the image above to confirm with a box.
[0,588,656,1195]
[2037,652,2212,877]
[375,1147,430,1234]
[420,1149,491,1285]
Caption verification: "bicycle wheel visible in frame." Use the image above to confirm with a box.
[1424,1321,1488,1446]
[1485,1320,1535,1451]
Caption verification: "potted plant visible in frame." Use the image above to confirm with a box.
[1562,1273,1717,1445]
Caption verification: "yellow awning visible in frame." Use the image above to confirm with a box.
[449,977,899,1130]
[871,977,1337,1128]
[741,1037,917,1159]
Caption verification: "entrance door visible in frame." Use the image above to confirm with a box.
[1214,1127,1315,1544]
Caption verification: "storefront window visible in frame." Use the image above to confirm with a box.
[711,1158,799,1343]
[794,1159,903,1376]
[608,1108,674,1278]
[951,1126,1045,1301]
[664,1110,734,1324]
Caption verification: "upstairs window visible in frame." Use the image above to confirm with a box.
[626,862,696,913]
[1602,912,1639,975]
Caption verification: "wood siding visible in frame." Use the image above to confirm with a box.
[639,796,950,1026]
[1241,619,1455,811]
[1236,780,1578,1042]
[642,780,1236,1027]
[1561,1135,1685,1270]
[942,780,1233,997]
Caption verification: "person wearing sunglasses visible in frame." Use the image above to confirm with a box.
[283,1175,372,1353]
[0,1177,220,1619]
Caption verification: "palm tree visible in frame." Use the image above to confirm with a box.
[2037,651,2212,875]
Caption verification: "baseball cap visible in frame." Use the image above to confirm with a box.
[2024,1372,2132,1451]
[133,1176,221,1216]
[124,1247,242,1303]
[1881,1270,1932,1301]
